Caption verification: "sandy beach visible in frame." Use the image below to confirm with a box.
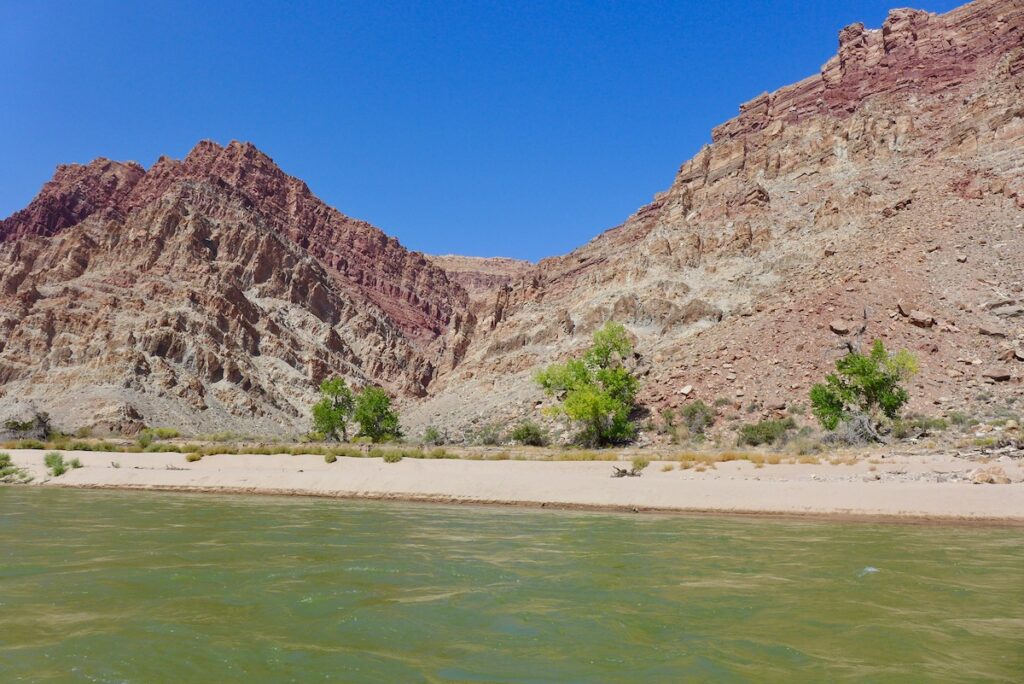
[4,448,1022,523]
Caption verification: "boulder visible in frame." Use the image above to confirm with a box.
[909,310,935,328]
[978,325,1007,338]
[981,368,1012,382]
[897,300,915,317]
[829,320,851,335]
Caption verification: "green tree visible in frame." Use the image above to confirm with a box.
[810,339,918,434]
[312,378,355,441]
[354,386,402,443]
[536,321,639,447]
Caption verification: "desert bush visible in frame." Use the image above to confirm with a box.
[0,452,32,483]
[44,451,67,476]
[820,415,877,446]
[631,456,650,472]
[185,452,203,463]
[947,411,978,429]
[510,421,547,446]
[324,453,337,463]
[469,423,504,446]
[69,457,83,469]
[382,451,403,463]
[16,439,46,450]
[421,426,444,446]
[737,417,796,447]
[713,397,733,408]
[136,432,154,449]
[680,400,715,436]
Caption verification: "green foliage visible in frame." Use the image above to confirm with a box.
[354,387,402,443]
[44,451,67,476]
[892,415,949,439]
[4,419,35,435]
[69,457,83,469]
[0,452,32,483]
[680,400,716,436]
[382,451,403,463]
[136,431,154,449]
[810,340,918,431]
[470,423,504,446]
[510,421,547,446]
[737,417,796,447]
[422,426,444,446]
[324,453,337,464]
[312,377,356,441]
[630,456,650,472]
[185,452,203,462]
[536,321,639,447]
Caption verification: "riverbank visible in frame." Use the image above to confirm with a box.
[4,448,1023,523]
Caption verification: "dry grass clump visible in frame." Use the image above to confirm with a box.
[797,455,821,465]
[553,450,618,461]
[660,463,674,472]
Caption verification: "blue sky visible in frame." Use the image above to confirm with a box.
[1,1,962,261]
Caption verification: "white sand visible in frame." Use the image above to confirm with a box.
[6,449,1023,523]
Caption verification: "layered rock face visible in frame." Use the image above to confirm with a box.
[2,0,1022,438]
[406,0,1024,436]
[0,142,471,433]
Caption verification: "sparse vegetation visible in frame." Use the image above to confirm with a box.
[469,423,504,446]
[382,451,403,463]
[510,421,547,446]
[421,426,444,446]
[680,400,715,436]
[536,321,639,447]
[737,417,796,447]
[44,451,67,476]
[324,453,337,463]
[630,457,649,472]
[0,452,32,483]
[185,452,203,462]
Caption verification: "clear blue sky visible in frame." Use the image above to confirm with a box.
[1,1,962,261]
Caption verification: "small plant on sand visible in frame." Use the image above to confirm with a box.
[44,451,67,476]
[510,421,547,447]
[185,452,203,463]
[810,339,918,441]
[631,456,649,472]
[536,321,639,447]
[382,451,403,463]
[312,377,356,442]
[470,423,504,446]
[324,453,337,464]
[0,453,32,483]
[68,457,83,469]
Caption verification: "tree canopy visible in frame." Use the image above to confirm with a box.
[536,321,639,446]
[810,339,918,432]
[353,386,402,443]
[311,378,355,441]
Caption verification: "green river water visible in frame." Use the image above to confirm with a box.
[1,488,1021,682]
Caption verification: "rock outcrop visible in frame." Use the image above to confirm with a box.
[2,0,1022,438]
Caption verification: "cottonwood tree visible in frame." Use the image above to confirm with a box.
[354,386,402,443]
[536,321,639,447]
[312,378,355,441]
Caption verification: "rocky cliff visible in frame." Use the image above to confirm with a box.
[0,141,471,433]
[2,0,1022,439]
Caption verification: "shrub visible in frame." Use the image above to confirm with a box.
[470,423,504,446]
[631,456,650,472]
[510,421,547,446]
[324,453,337,463]
[185,452,203,463]
[136,432,154,449]
[536,321,639,447]
[422,426,444,446]
[0,452,32,483]
[382,451,403,463]
[44,451,67,476]
[737,418,796,447]
[69,457,83,469]
[810,340,917,435]
[680,400,716,435]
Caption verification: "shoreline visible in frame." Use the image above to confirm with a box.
[5,449,1024,526]
[43,481,1024,527]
